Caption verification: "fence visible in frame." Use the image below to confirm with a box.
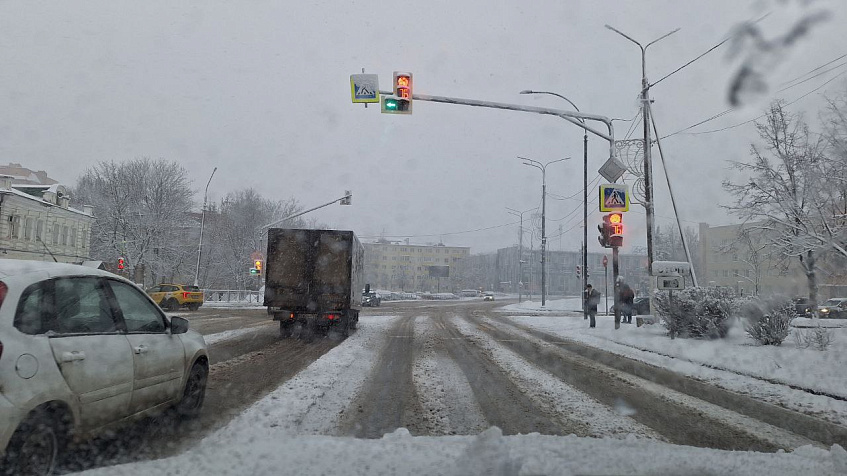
[203,289,264,304]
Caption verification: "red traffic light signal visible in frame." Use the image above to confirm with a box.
[382,72,413,115]
[393,72,412,99]
[117,257,125,270]
[599,213,625,248]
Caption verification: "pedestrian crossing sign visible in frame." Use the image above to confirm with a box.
[599,184,629,212]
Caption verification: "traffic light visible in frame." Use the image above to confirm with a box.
[608,212,624,247]
[254,260,263,275]
[381,72,412,114]
[340,190,352,205]
[576,265,581,278]
[598,213,624,248]
[117,257,125,270]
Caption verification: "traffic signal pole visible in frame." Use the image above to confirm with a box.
[613,245,621,330]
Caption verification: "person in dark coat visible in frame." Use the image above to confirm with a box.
[584,284,601,328]
[619,281,635,324]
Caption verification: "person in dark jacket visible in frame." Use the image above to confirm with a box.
[584,284,601,328]
[619,281,635,324]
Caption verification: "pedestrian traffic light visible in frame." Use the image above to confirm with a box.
[608,212,624,247]
[381,72,412,114]
[117,257,125,270]
[393,72,412,100]
[598,213,624,248]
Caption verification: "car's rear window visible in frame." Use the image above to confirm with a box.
[186,285,200,291]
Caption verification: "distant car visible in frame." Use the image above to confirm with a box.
[483,293,494,301]
[818,298,847,319]
[147,283,204,311]
[793,297,813,317]
[362,291,381,307]
[0,260,208,474]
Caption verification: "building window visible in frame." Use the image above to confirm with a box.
[36,220,44,241]
[52,223,60,245]
[723,270,729,278]
[8,215,21,239]
[61,226,69,246]
[444,258,448,263]
[81,226,87,248]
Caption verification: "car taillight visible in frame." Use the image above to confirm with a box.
[0,281,6,310]
[327,314,337,320]
[183,292,189,299]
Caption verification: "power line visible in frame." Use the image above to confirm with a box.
[775,60,847,93]
[650,12,772,90]
[661,68,847,139]
[780,52,847,87]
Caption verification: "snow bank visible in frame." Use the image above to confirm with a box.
[75,427,847,475]
[499,297,584,313]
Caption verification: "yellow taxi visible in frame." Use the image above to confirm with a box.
[147,283,204,311]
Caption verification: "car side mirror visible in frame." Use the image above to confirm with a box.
[170,316,189,334]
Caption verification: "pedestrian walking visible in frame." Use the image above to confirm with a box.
[618,279,635,324]
[584,284,601,328]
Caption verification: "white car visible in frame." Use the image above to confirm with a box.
[0,260,208,475]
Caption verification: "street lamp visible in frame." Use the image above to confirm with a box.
[518,156,569,306]
[194,167,218,287]
[520,90,588,316]
[605,24,679,309]
[506,206,535,303]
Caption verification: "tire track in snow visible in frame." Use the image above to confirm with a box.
[451,316,663,440]
[412,315,488,435]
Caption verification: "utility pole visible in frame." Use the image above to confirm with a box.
[519,156,569,306]
[194,167,217,288]
[613,245,621,329]
[507,207,534,303]
[605,24,679,311]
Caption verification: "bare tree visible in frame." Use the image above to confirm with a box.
[202,189,306,289]
[723,101,836,307]
[718,227,771,295]
[75,158,195,285]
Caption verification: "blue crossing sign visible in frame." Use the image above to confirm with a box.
[599,184,629,212]
[350,74,380,104]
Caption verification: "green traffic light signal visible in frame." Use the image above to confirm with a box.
[249,268,258,275]
[381,96,411,114]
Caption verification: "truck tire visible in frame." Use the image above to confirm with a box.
[280,321,293,338]
[350,310,359,330]
[302,319,316,343]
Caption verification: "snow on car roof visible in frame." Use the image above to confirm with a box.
[0,258,116,279]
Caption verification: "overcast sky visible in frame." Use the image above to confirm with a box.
[2,0,845,254]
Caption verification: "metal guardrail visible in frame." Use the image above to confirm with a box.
[203,289,263,303]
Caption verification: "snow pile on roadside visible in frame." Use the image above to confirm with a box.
[499,297,584,313]
[75,426,847,475]
[202,326,264,345]
[793,317,847,328]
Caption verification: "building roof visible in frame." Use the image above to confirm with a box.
[0,187,93,217]
[0,163,58,185]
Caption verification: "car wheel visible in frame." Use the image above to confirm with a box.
[176,362,208,418]
[167,298,180,312]
[3,409,65,476]
[188,303,200,312]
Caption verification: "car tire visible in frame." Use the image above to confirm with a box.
[3,408,67,476]
[176,362,207,418]
[188,303,200,312]
[166,298,180,312]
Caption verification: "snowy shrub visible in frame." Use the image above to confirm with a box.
[794,326,833,351]
[739,298,794,345]
[655,287,735,339]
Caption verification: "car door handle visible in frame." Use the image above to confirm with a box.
[59,351,86,363]
[134,345,148,355]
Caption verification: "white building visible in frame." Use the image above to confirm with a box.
[0,175,94,264]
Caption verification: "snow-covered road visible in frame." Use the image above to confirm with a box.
[72,300,847,475]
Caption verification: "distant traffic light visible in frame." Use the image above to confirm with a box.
[117,257,125,270]
[340,190,352,205]
[576,265,581,278]
[254,260,263,275]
